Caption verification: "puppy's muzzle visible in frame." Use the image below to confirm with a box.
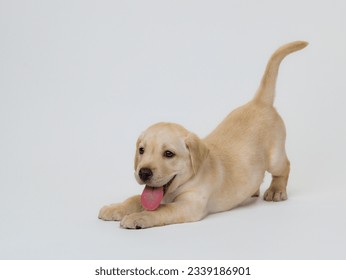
[139,168,153,182]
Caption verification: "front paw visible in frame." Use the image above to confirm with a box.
[120,212,153,229]
[98,203,126,221]
[263,188,288,202]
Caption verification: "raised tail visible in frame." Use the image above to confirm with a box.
[253,41,308,106]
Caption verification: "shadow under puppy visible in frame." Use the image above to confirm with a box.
[99,41,308,229]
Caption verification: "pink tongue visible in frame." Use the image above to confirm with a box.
[141,186,164,211]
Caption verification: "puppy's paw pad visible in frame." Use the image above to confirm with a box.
[263,189,287,202]
[252,190,260,197]
[98,204,125,221]
[120,213,151,229]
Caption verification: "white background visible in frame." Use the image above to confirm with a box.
[0,0,345,259]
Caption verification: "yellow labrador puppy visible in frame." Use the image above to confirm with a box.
[99,41,308,229]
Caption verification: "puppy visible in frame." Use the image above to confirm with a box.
[99,41,308,229]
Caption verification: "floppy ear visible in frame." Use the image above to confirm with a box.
[185,133,209,174]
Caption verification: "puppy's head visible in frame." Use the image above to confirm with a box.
[134,122,208,208]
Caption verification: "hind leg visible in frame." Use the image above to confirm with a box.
[264,149,290,202]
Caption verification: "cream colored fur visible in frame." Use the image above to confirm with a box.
[99,41,308,229]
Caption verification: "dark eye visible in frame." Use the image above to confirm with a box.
[163,150,175,158]
[139,147,145,155]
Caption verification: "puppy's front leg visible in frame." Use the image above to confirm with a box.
[98,195,143,221]
[120,201,207,229]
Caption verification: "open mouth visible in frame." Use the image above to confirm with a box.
[141,175,176,211]
[162,175,176,194]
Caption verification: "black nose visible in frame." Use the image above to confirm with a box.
[139,168,153,182]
